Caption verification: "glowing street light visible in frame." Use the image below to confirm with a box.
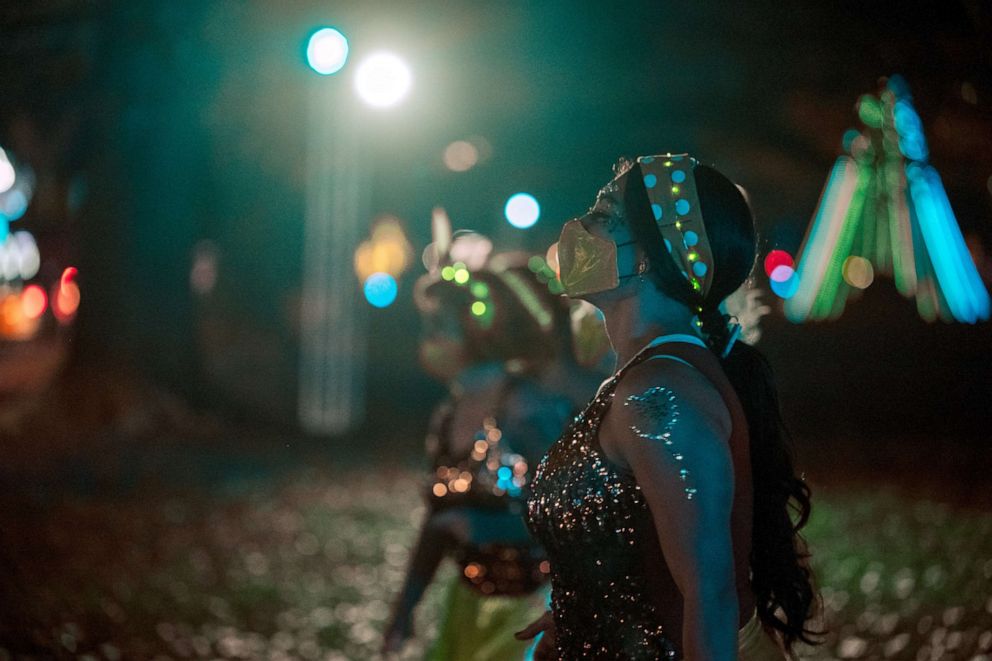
[306,28,349,75]
[354,51,412,108]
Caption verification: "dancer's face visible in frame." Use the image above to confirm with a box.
[418,308,468,382]
[556,171,642,304]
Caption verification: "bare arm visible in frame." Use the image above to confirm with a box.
[606,361,738,660]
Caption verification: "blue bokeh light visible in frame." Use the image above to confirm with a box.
[364,272,398,308]
[771,269,800,299]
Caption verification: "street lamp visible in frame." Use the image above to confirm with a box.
[353,51,412,109]
[298,29,414,435]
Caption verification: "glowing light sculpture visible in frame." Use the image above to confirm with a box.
[785,76,989,323]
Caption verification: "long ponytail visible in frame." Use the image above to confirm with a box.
[707,307,821,649]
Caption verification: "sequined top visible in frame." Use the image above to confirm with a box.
[526,344,686,659]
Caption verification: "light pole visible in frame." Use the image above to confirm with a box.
[297,28,413,435]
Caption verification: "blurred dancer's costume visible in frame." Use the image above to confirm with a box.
[387,226,600,660]
[425,372,570,661]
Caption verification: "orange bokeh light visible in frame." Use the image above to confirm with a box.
[21,284,47,319]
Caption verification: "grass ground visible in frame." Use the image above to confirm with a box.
[1,432,991,660]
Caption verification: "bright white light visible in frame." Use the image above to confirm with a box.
[306,28,349,75]
[15,231,40,280]
[0,160,14,195]
[354,52,412,109]
[504,193,541,228]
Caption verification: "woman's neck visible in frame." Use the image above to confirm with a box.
[601,288,696,370]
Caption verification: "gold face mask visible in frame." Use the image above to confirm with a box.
[556,219,636,297]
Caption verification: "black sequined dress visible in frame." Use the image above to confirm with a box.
[526,342,688,659]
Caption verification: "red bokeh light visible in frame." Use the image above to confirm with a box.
[763,250,794,277]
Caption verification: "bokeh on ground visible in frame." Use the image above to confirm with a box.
[2,402,992,661]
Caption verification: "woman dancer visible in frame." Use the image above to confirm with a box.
[519,155,819,659]
[384,255,598,660]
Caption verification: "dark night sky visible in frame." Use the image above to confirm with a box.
[1,0,990,440]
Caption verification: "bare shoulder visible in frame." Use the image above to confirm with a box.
[599,356,734,498]
[612,357,732,441]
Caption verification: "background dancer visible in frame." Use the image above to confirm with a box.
[384,250,599,660]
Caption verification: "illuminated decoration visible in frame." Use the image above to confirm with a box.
[443,140,479,172]
[842,256,874,289]
[504,192,540,229]
[0,147,35,232]
[21,284,47,319]
[527,252,564,295]
[0,231,41,282]
[763,250,794,278]
[53,267,80,323]
[353,215,413,283]
[306,27,349,75]
[437,258,494,328]
[636,154,713,297]
[363,272,398,308]
[0,292,37,340]
[785,76,990,323]
[354,51,412,108]
[0,149,14,194]
[770,268,800,299]
[0,171,79,339]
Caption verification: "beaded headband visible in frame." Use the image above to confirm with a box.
[635,154,714,299]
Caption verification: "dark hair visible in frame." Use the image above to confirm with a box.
[624,161,822,651]
[422,268,560,370]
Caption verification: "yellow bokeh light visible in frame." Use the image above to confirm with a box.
[842,256,875,289]
[353,216,413,281]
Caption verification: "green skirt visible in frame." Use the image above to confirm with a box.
[427,576,548,661]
